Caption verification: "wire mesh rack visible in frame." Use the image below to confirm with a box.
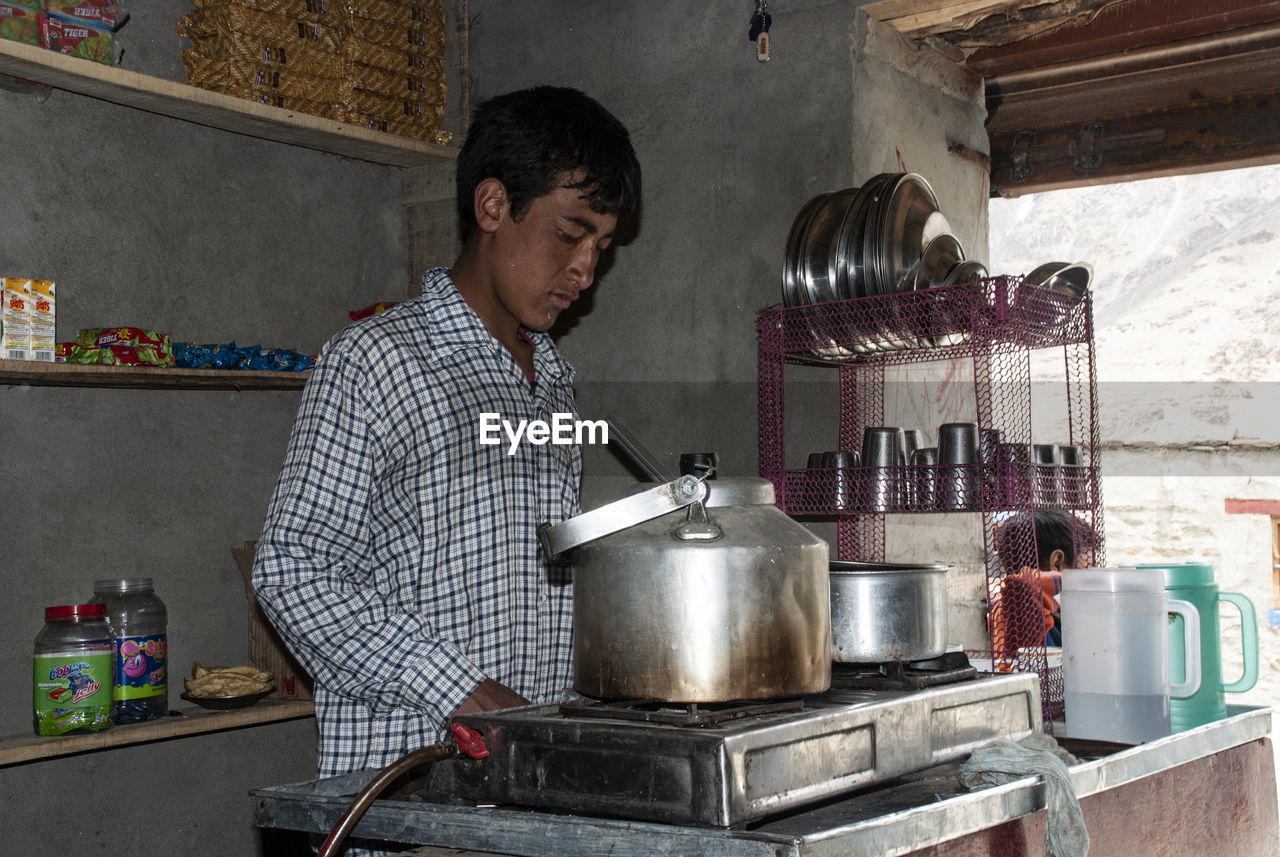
[758,276,1106,724]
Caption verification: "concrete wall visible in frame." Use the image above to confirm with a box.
[465,0,990,645]
[0,4,405,854]
[462,0,988,493]
[0,1,988,854]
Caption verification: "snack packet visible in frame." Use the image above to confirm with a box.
[173,341,315,372]
[0,2,40,45]
[43,0,126,31]
[66,327,174,366]
[40,11,115,64]
[348,301,399,321]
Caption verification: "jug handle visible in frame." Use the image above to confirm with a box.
[1220,591,1259,694]
[1168,598,1201,700]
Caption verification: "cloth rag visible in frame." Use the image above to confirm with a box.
[958,732,1089,857]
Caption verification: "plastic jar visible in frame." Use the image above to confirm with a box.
[33,603,115,736]
[90,578,169,723]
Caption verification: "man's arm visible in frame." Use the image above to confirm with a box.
[252,339,488,725]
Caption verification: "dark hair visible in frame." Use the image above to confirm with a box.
[456,86,642,231]
[994,509,1100,572]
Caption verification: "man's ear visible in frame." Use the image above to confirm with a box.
[1047,549,1067,572]
[473,178,508,234]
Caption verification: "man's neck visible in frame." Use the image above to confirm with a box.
[451,248,534,374]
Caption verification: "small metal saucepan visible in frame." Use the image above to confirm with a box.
[829,560,951,663]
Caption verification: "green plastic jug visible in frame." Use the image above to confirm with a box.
[1137,562,1259,731]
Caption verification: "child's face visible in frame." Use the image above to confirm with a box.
[490,179,618,332]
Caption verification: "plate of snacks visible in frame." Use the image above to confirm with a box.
[181,662,275,710]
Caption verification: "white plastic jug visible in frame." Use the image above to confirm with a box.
[1061,567,1201,744]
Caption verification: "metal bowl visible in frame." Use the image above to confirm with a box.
[829,561,951,663]
[1026,261,1093,296]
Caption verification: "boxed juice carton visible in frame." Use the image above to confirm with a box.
[28,279,55,362]
[3,277,32,361]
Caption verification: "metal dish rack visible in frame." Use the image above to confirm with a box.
[757,275,1106,722]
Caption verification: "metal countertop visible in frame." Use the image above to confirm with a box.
[251,705,1273,857]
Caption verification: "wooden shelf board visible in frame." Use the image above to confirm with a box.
[0,359,310,390]
[0,39,457,168]
[0,699,315,767]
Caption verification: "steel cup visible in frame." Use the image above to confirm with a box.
[806,452,833,512]
[861,427,905,512]
[994,442,1033,508]
[822,450,860,512]
[1032,443,1061,505]
[910,446,938,511]
[902,429,925,463]
[1058,444,1085,507]
[979,427,1002,507]
[937,422,978,511]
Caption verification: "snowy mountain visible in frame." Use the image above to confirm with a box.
[990,164,1280,444]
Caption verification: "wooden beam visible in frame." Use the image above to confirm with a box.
[987,40,1280,195]
[968,0,1280,77]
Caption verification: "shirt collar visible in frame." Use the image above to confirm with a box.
[420,267,575,387]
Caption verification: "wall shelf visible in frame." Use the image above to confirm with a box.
[0,359,310,390]
[0,39,457,168]
[0,699,314,767]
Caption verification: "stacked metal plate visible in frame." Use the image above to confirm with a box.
[782,173,987,307]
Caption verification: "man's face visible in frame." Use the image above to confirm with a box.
[490,180,618,332]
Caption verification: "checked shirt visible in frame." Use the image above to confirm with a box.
[253,267,579,779]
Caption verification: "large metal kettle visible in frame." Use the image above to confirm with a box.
[539,439,831,703]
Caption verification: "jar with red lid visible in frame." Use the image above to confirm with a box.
[33,603,114,736]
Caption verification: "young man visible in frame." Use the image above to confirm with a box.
[990,509,1100,652]
[252,86,641,788]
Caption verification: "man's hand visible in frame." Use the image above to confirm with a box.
[451,677,531,717]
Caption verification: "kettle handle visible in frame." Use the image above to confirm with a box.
[538,475,708,559]
[1220,591,1259,693]
[1168,598,1201,700]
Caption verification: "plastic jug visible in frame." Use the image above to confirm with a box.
[1061,567,1201,744]
[1136,562,1259,731]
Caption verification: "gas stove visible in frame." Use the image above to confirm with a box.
[421,663,1040,828]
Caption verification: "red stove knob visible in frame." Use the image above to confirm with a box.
[449,722,490,759]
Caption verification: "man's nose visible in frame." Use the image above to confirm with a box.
[568,242,599,290]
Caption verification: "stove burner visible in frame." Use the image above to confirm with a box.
[830,651,978,691]
[559,696,806,727]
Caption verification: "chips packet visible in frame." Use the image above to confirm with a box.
[40,11,115,64]
[43,0,126,31]
[349,301,399,321]
[0,2,40,45]
[65,327,174,366]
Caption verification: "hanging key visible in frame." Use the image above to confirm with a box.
[749,0,771,63]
